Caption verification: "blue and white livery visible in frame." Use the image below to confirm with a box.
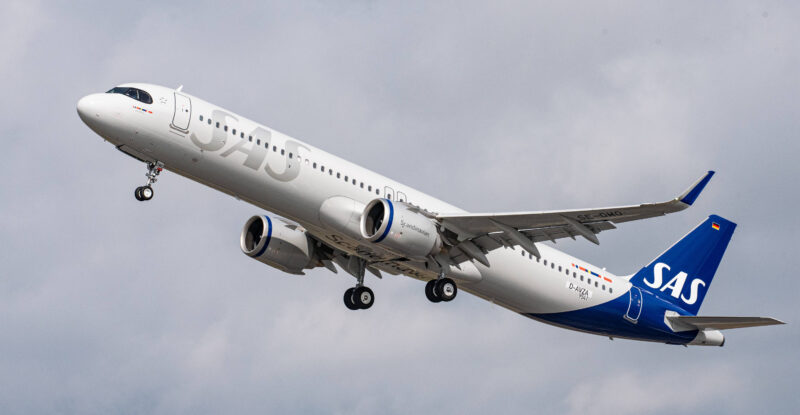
[77,83,784,346]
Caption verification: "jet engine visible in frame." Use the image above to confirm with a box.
[240,215,315,274]
[360,198,442,260]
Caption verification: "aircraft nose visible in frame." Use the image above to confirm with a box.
[76,94,102,123]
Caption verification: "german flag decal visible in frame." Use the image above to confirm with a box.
[712,222,720,230]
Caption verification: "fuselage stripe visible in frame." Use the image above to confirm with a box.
[572,263,613,283]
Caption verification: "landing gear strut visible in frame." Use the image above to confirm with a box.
[135,161,163,201]
[425,277,457,303]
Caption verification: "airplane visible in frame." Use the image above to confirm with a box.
[76,83,784,346]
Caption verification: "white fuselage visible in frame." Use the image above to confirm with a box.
[77,83,628,325]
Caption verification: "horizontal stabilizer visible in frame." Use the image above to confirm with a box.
[667,315,785,331]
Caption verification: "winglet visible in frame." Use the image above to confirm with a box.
[678,171,715,206]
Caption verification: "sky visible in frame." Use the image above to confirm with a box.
[1,1,798,414]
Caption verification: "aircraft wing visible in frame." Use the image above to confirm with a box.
[666,316,785,330]
[436,171,715,266]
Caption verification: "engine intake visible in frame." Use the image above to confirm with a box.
[360,198,441,260]
[240,215,315,274]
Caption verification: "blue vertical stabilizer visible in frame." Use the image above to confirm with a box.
[629,215,736,315]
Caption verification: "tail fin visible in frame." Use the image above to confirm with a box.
[629,215,736,315]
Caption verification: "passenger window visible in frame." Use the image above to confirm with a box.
[595,281,599,287]
[375,189,379,195]
[368,185,372,191]
[224,126,228,132]
[321,165,325,171]
[257,139,261,145]
[543,260,547,266]
[551,263,554,269]
[344,176,348,181]
[558,266,562,272]
[313,162,317,168]
[580,275,584,281]
[241,132,244,138]
[248,136,252,142]
[289,153,293,159]
[265,142,268,148]
[199,115,204,121]
[360,182,364,188]
[208,119,212,125]
[232,129,236,135]
[352,179,356,185]
[602,285,606,291]
[329,169,333,175]
[609,288,613,294]
[336,172,341,178]
[273,146,277,152]
[281,149,285,155]
[216,122,220,128]
[573,272,576,278]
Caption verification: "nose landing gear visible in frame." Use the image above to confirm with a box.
[134,185,154,201]
[134,161,163,201]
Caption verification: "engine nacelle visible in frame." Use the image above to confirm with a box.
[240,215,315,274]
[360,198,442,260]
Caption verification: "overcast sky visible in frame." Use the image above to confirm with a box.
[1,1,798,414]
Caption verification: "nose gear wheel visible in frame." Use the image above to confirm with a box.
[134,161,163,201]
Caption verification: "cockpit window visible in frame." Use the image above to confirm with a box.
[106,87,153,105]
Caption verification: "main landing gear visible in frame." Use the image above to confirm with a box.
[134,161,163,201]
[343,286,375,310]
[425,277,458,303]
[343,259,375,310]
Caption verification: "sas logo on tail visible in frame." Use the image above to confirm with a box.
[643,263,705,305]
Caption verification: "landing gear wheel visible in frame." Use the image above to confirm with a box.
[425,280,442,303]
[434,278,457,302]
[353,286,374,310]
[140,185,153,200]
[134,187,144,201]
[343,288,359,310]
